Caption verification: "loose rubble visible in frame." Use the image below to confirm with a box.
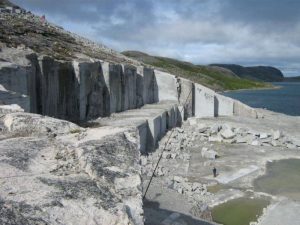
[142,115,300,224]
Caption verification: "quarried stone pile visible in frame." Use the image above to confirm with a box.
[187,120,300,150]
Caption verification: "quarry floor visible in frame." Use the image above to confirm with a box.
[142,109,300,225]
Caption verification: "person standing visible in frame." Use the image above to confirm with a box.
[213,167,217,177]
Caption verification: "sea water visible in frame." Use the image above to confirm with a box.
[223,82,300,116]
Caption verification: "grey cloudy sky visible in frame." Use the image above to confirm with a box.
[12,0,300,76]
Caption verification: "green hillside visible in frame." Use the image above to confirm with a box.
[122,51,271,91]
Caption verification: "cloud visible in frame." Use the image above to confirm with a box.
[11,0,300,76]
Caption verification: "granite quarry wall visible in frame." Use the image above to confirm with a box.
[0,51,262,225]
[0,53,259,151]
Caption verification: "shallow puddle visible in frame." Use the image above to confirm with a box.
[212,197,269,225]
[254,158,300,200]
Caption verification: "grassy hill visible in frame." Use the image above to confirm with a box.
[211,64,284,82]
[122,51,271,91]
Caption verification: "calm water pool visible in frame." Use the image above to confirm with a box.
[254,158,300,200]
[212,159,300,225]
[212,197,269,225]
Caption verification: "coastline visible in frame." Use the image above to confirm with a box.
[220,83,282,94]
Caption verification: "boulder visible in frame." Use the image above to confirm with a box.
[251,140,261,146]
[259,133,269,139]
[287,143,297,149]
[201,147,218,159]
[236,136,250,143]
[197,124,209,133]
[220,129,236,139]
[273,130,282,140]
[210,124,220,135]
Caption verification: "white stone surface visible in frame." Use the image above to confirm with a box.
[0,104,24,113]
[259,200,300,225]
[273,130,281,140]
[215,94,234,116]
[216,165,259,184]
[194,83,215,117]
[154,70,178,102]
[233,100,258,118]
[201,147,218,159]
[220,129,236,139]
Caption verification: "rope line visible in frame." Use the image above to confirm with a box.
[143,87,193,199]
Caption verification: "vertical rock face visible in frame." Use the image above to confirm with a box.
[154,70,178,102]
[102,62,123,113]
[177,77,195,119]
[37,56,80,121]
[137,66,158,105]
[194,83,215,117]
[122,65,137,110]
[1,52,247,123]
[136,66,145,108]
[233,100,258,118]
[75,61,110,121]
[215,94,234,116]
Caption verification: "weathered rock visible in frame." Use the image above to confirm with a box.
[3,112,80,135]
[220,129,236,139]
[287,143,297,149]
[236,135,250,143]
[201,147,218,159]
[251,140,261,146]
[208,135,223,142]
[210,124,220,135]
[173,176,187,183]
[273,130,282,140]
[0,112,143,225]
[259,133,269,139]
[0,104,24,114]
